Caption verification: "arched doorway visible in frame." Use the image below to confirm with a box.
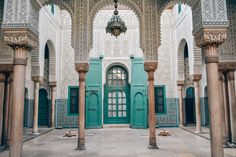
[38,89,49,126]
[185,87,195,124]
[23,88,28,127]
[104,65,130,124]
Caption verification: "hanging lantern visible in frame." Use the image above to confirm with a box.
[105,0,127,38]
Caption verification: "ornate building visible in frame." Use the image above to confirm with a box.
[0,0,235,157]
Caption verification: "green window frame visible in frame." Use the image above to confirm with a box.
[51,4,55,15]
[154,86,166,114]
[178,4,182,14]
[67,86,79,116]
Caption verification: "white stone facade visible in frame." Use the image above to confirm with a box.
[22,4,209,100]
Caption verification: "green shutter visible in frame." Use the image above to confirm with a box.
[130,58,148,128]
[85,58,102,128]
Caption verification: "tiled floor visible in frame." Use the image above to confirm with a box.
[0,128,235,157]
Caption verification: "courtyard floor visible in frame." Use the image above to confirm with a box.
[0,128,235,157]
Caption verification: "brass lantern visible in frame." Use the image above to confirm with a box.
[105,0,127,38]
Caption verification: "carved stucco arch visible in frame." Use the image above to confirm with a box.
[88,0,144,53]
[178,39,188,80]
[45,40,56,82]
[38,0,74,17]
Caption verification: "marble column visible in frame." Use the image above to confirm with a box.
[177,80,184,127]
[32,76,41,134]
[49,81,57,128]
[193,74,202,134]
[9,47,28,157]
[144,62,159,149]
[204,45,224,157]
[218,71,227,146]
[7,73,13,147]
[0,73,6,146]
[227,71,236,144]
[75,63,89,150]
[3,73,12,146]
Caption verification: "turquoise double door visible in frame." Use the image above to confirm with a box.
[85,58,148,128]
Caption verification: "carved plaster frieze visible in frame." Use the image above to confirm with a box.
[218,61,236,71]
[31,76,43,83]
[0,64,13,72]
[2,29,38,50]
[194,28,228,47]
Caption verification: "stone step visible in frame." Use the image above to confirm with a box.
[103,124,130,129]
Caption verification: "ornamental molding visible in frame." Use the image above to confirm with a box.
[31,76,43,83]
[192,74,202,81]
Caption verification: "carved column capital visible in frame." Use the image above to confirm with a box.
[75,63,89,82]
[227,71,235,81]
[144,62,158,81]
[193,74,202,82]
[49,81,57,88]
[13,47,28,66]
[31,76,43,83]
[176,80,184,87]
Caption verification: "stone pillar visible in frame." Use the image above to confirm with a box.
[0,73,6,146]
[32,76,41,134]
[193,74,202,134]
[7,73,13,147]
[144,62,158,149]
[204,45,224,157]
[218,71,227,146]
[49,81,57,128]
[177,80,184,127]
[75,63,89,150]
[3,73,12,146]
[227,71,236,144]
[9,47,28,157]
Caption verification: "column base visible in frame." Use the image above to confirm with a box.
[195,130,202,134]
[229,143,236,148]
[32,131,39,135]
[148,144,159,149]
[179,124,184,128]
[77,138,86,150]
[148,138,159,149]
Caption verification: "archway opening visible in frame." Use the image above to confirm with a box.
[104,65,130,124]
[38,89,49,127]
[185,87,195,125]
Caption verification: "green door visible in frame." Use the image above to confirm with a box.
[131,58,148,128]
[104,66,130,124]
[38,89,49,126]
[86,90,100,128]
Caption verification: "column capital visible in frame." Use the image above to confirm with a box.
[31,76,43,83]
[49,81,57,87]
[193,74,202,82]
[75,63,89,82]
[227,71,235,81]
[0,73,6,83]
[176,80,184,86]
[13,47,28,66]
[144,62,158,81]
[75,63,89,73]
